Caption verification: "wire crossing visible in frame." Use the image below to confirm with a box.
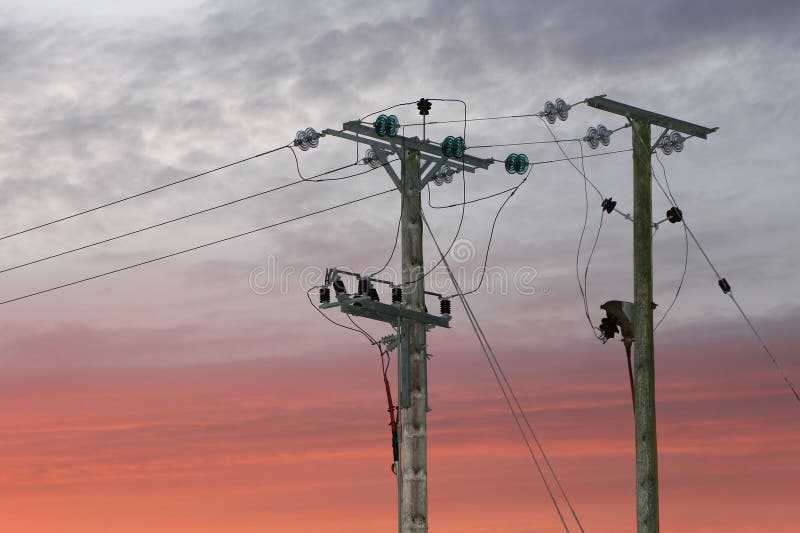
[420,210,585,533]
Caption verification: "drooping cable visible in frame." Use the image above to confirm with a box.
[652,154,689,332]
[630,126,800,405]
[458,166,533,297]
[574,140,604,340]
[0,188,397,306]
[0,143,293,242]
[420,209,584,533]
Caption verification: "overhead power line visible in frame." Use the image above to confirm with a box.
[0,161,394,275]
[0,187,396,306]
[0,143,295,242]
[420,209,585,533]
[630,126,800,406]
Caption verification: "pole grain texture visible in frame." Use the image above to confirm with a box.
[632,119,660,533]
[400,147,428,532]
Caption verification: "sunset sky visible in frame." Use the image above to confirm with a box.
[0,1,798,532]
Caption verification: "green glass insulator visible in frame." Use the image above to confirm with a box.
[505,154,518,174]
[386,115,399,137]
[442,136,455,157]
[516,154,529,174]
[374,115,388,137]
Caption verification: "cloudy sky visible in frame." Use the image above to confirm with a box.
[0,1,798,531]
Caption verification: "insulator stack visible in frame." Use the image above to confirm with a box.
[374,114,399,137]
[602,197,617,213]
[392,287,402,304]
[504,153,529,174]
[441,136,466,158]
[440,298,451,315]
[319,287,330,304]
[368,288,380,302]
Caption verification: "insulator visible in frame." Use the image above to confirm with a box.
[374,114,388,137]
[332,278,346,295]
[386,115,399,137]
[666,206,683,223]
[505,154,518,174]
[599,316,619,339]
[434,175,444,186]
[295,130,310,151]
[515,153,528,174]
[363,148,382,169]
[504,154,528,174]
[440,298,451,315]
[358,278,370,295]
[585,126,600,149]
[453,136,465,158]
[392,286,402,303]
[319,287,330,304]
[417,98,432,116]
[443,171,454,184]
[368,287,380,302]
[670,131,684,152]
[602,197,617,214]
[598,124,611,146]
[718,278,731,294]
[555,98,569,121]
[442,135,455,157]
[305,127,319,149]
[543,100,557,124]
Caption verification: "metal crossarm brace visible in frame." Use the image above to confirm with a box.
[322,296,451,328]
[586,96,718,139]
[322,121,494,190]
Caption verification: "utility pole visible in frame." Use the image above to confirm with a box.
[587,97,716,533]
[631,118,658,531]
[320,109,493,532]
[400,146,428,531]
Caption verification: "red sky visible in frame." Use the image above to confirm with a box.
[1,1,799,531]
[0,318,797,532]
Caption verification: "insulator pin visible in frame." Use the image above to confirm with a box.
[319,287,330,304]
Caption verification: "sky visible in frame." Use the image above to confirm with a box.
[0,1,798,531]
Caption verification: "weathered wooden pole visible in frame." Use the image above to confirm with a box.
[632,118,659,533]
[400,147,428,532]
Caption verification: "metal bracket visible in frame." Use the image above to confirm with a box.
[331,295,450,328]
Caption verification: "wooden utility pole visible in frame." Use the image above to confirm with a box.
[586,96,716,533]
[321,118,492,533]
[632,119,659,532]
[400,148,428,532]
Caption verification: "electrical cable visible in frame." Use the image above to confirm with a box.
[653,154,689,332]
[306,286,371,339]
[574,140,604,340]
[630,126,800,405]
[457,166,533,297]
[537,116,633,221]
[0,187,397,306]
[0,143,293,242]
[420,209,584,533]
[0,161,395,275]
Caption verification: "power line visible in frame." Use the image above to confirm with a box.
[0,143,293,242]
[457,166,532,297]
[630,126,800,405]
[0,188,396,306]
[575,140,604,341]
[0,161,393,275]
[652,154,689,332]
[420,209,585,533]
